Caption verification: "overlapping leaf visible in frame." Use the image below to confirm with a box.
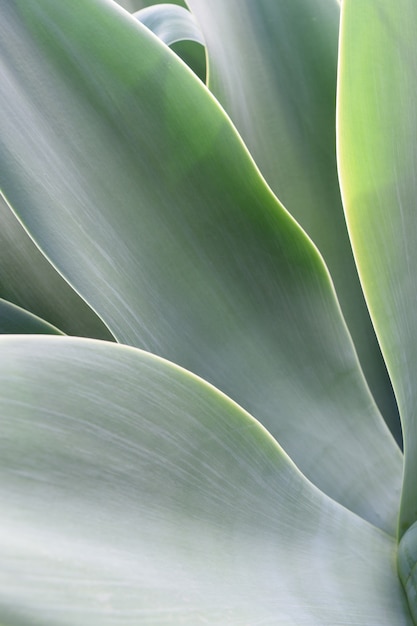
[337,0,417,536]
[0,336,412,625]
[0,194,114,340]
[0,298,63,335]
[185,0,400,436]
[116,0,186,12]
[134,4,204,46]
[0,0,402,530]
[134,3,206,80]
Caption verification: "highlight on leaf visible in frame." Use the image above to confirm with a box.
[0,0,415,623]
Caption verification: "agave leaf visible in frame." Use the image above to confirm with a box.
[0,0,402,531]
[398,520,417,624]
[0,194,114,341]
[185,0,400,438]
[0,298,63,335]
[170,37,206,83]
[337,0,417,536]
[134,4,204,46]
[116,0,187,12]
[114,0,143,9]
[134,4,206,80]
[0,335,412,625]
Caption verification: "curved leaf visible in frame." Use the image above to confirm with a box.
[337,0,417,536]
[0,336,412,625]
[170,38,206,82]
[134,4,204,46]
[134,3,206,80]
[116,0,186,11]
[185,0,400,438]
[0,298,63,335]
[398,520,417,623]
[0,194,115,341]
[0,0,402,531]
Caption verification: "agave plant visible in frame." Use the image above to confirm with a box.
[1,0,416,623]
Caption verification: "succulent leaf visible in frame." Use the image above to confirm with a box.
[337,0,417,536]
[0,0,402,531]
[0,335,411,625]
[185,0,400,436]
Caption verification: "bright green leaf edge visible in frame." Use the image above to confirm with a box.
[0,193,115,341]
[185,0,400,436]
[0,0,402,532]
[0,335,412,625]
[134,3,206,80]
[134,3,204,46]
[0,298,63,335]
[336,0,417,537]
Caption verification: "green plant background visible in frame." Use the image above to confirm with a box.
[0,0,416,623]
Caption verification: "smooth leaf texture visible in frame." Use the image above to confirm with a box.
[116,0,186,11]
[185,0,400,437]
[0,298,63,335]
[0,0,402,531]
[134,4,204,46]
[170,37,206,83]
[337,0,417,536]
[0,194,115,341]
[398,520,417,624]
[134,4,206,81]
[0,335,412,625]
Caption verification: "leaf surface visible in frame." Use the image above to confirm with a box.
[0,335,412,625]
[337,0,417,535]
[116,0,186,11]
[0,298,63,335]
[0,194,114,341]
[185,0,400,437]
[0,0,402,531]
[134,3,206,80]
[134,4,204,46]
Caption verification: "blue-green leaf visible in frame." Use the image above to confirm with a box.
[0,298,63,335]
[0,0,402,531]
[134,4,204,46]
[134,3,206,79]
[337,0,417,536]
[186,0,400,437]
[0,194,114,341]
[0,336,411,625]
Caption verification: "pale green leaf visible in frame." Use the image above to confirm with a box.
[134,4,204,46]
[0,298,63,335]
[170,37,206,82]
[115,0,186,12]
[0,0,402,531]
[0,194,115,341]
[398,520,417,624]
[0,335,412,625]
[185,0,400,438]
[337,0,417,536]
[134,4,206,80]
